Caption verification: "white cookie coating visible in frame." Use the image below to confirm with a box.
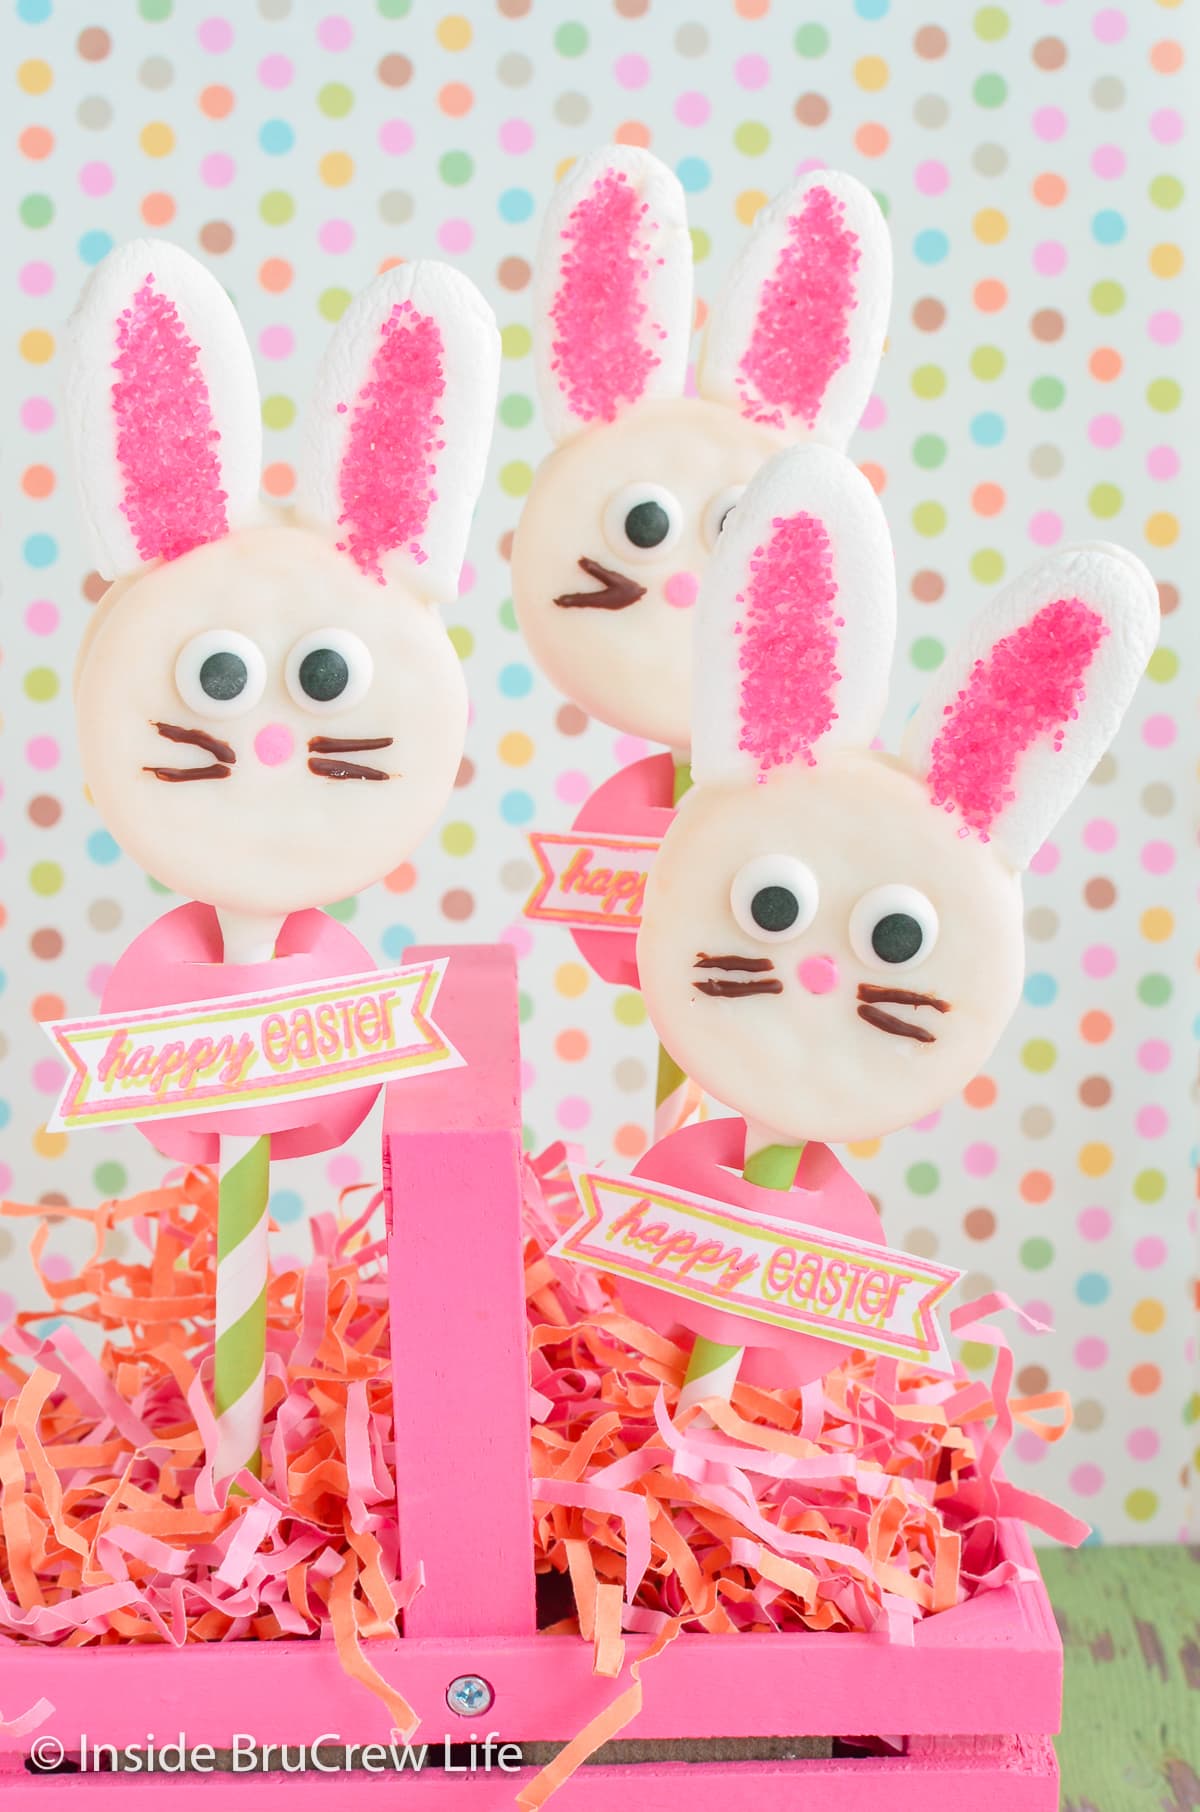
[512,397,782,750]
[77,526,467,917]
[638,753,1024,1145]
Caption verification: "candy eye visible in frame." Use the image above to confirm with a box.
[285,629,373,714]
[731,854,819,943]
[849,885,939,971]
[175,629,266,719]
[703,484,745,550]
[603,483,683,563]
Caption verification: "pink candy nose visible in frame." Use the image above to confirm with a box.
[254,723,295,767]
[798,955,838,995]
[663,570,699,609]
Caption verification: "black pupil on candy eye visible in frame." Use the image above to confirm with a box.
[198,650,247,702]
[751,885,800,933]
[872,912,924,964]
[298,648,350,702]
[623,501,671,549]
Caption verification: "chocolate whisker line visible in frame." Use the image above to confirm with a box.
[152,721,236,764]
[145,762,231,784]
[857,1003,937,1044]
[694,952,776,973]
[857,983,950,1013]
[554,557,646,612]
[694,977,783,999]
[308,735,394,754]
[308,757,392,781]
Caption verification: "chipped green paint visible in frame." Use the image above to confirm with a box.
[1042,1546,1200,1811]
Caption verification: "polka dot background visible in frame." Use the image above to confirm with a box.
[4,1,1194,1545]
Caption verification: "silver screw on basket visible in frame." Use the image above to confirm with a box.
[446,1675,494,1717]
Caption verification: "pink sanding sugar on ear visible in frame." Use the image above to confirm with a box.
[736,510,841,775]
[111,277,229,564]
[336,299,446,583]
[928,596,1107,840]
[737,186,861,433]
[550,168,662,424]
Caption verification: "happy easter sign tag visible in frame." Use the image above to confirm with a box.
[44,958,461,1133]
[524,829,661,933]
[554,1169,962,1372]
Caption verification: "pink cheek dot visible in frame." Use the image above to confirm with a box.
[1088,413,1122,449]
[860,393,887,430]
[501,922,534,959]
[258,53,293,88]
[80,161,114,197]
[1091,144,1125,180]
[26,735,59,771]
[1078,1206,1111,1242]
[379,119,413,155]
[32,1057,66,1095]
[1150,108,1183,145]
[964,1142,997,1178]
[915,160,949,195]
[326,1150,360,1188]
[499,118,534,154]
[1028,840,1059,876]
[1140,840,1174,875]
[1141,714,1176,749]
[1069,1463,1105,1497]
[20,262,54,297]
[201,152,235,188]
[557,1096,591,1132]
[735,54,769,90]
[259,323,294,360]
[1033,106,1067,142]
[1075,1336,1108,1370]
[317,14,352,51]
[1135,1106,1168,1141]
[555,769,591,805]
[1028,510,1062,547]
[21,396,54,432]
[663,570,699,609]
[1033,241,1066,276]
[1146,445,1178,480]
[25,599,59,635]
[797,955,838,996]
[614,734,650,767]
[1082,945,1116,979]
[87,962,112,998]
[1137,1039,1170,1074]
[198,16,233,52]
[1134,1235,1167,1268]
[1127,1427,1159,1462]
[1148,310,1181,345]
[614,53,650,88]
[675,91,711,127]
[1083,817,1116,852]
[254,723,295,767]
[437,218,473,254]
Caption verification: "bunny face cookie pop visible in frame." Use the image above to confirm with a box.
[638,446,1160,1150]
[67,242,500,921]
[512,146,891,753]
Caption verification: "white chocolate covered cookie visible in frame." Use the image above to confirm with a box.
[66,240,499,918]
[638,445,1159,1147]
[513,147,892,749]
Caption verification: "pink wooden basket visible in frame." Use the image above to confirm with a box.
[0,945,1062,1808]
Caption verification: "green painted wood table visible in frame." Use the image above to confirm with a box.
[1041,1545,1199,1810]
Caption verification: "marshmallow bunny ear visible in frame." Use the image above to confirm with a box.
[698,171,891,451]
[532,144,693,442]
[902,545,1159,869]
[296,260,499,604]
[692,445,896,787]
[64,238,261,580]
